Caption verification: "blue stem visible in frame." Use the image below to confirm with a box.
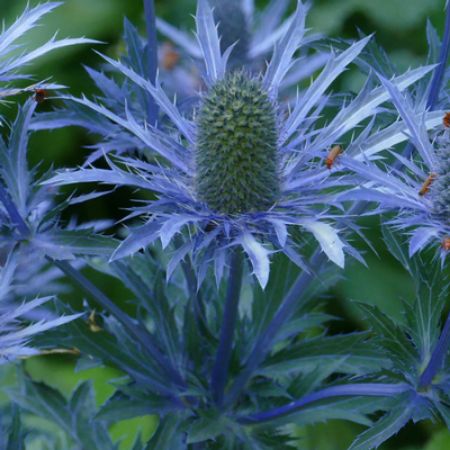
[211,249,244,407]
[224,251,325,408]
[0,184,29,237]
[419,311,450,387]
[143,0,159,125]
[50,258,186,389]
[237,383,410,425]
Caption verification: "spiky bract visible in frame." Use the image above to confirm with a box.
[196,72,279,214]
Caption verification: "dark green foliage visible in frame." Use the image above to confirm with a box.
[196,71,279,214]
[2,408,25,450]
[9,375,116,450]
[211,0,250,67]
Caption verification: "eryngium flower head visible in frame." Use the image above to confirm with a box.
[48,0,437,287]
[431,146,450,224]
[340,76,450,262]
[196,72,279,214]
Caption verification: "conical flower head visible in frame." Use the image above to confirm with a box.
[196,72,279,215]
[211,0,250,67]
[432,146,450,224]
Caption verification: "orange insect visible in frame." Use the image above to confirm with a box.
[418,173,437,196]
[34,88,47,104]
[325,145,343,169]
[161,42,180,71]
[443,112,450,128]
[442,237,450,252]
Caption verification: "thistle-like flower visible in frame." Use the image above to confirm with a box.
[47,0,437,287]
[340,76,450,263]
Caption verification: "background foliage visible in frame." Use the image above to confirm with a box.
[0,0,448,448]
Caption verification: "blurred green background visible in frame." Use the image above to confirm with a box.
[0,0,449,448]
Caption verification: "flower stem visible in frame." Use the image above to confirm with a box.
[419,311,450,387]
[50,258,186,389]
[224,251,326,408]
[143,0,159,125]
[237,383,410,425]
[0,184,29,237]
[211,249,244,407]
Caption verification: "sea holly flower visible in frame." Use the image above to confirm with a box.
[46,0,437,287]
[340,76,450,263]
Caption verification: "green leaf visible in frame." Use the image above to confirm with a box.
[186,411,228,444]
[97,390,175,422]
[357,303,418,373]
[349,401,413,450]
[144,415,185,450]
[260,333,389,377]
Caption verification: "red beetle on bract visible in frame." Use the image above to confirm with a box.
[34,88,47,104]
[443,112,450,128]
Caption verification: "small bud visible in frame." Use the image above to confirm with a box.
[211,0,250,68]
[431,147,450,223]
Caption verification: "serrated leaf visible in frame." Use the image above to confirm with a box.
[145,415,185,450]
[349,402,413,450]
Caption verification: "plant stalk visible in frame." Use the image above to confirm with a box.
[224,251,325,408]
[419,311,450,387]
[237,383,410,424]
[211,249,244,407]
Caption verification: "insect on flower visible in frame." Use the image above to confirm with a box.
[34,88,47,104]
[418,172,437,196]
[443,112,450,128]
[161,42,180,71]
[325,145,343,170]
[443,237,450,252]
